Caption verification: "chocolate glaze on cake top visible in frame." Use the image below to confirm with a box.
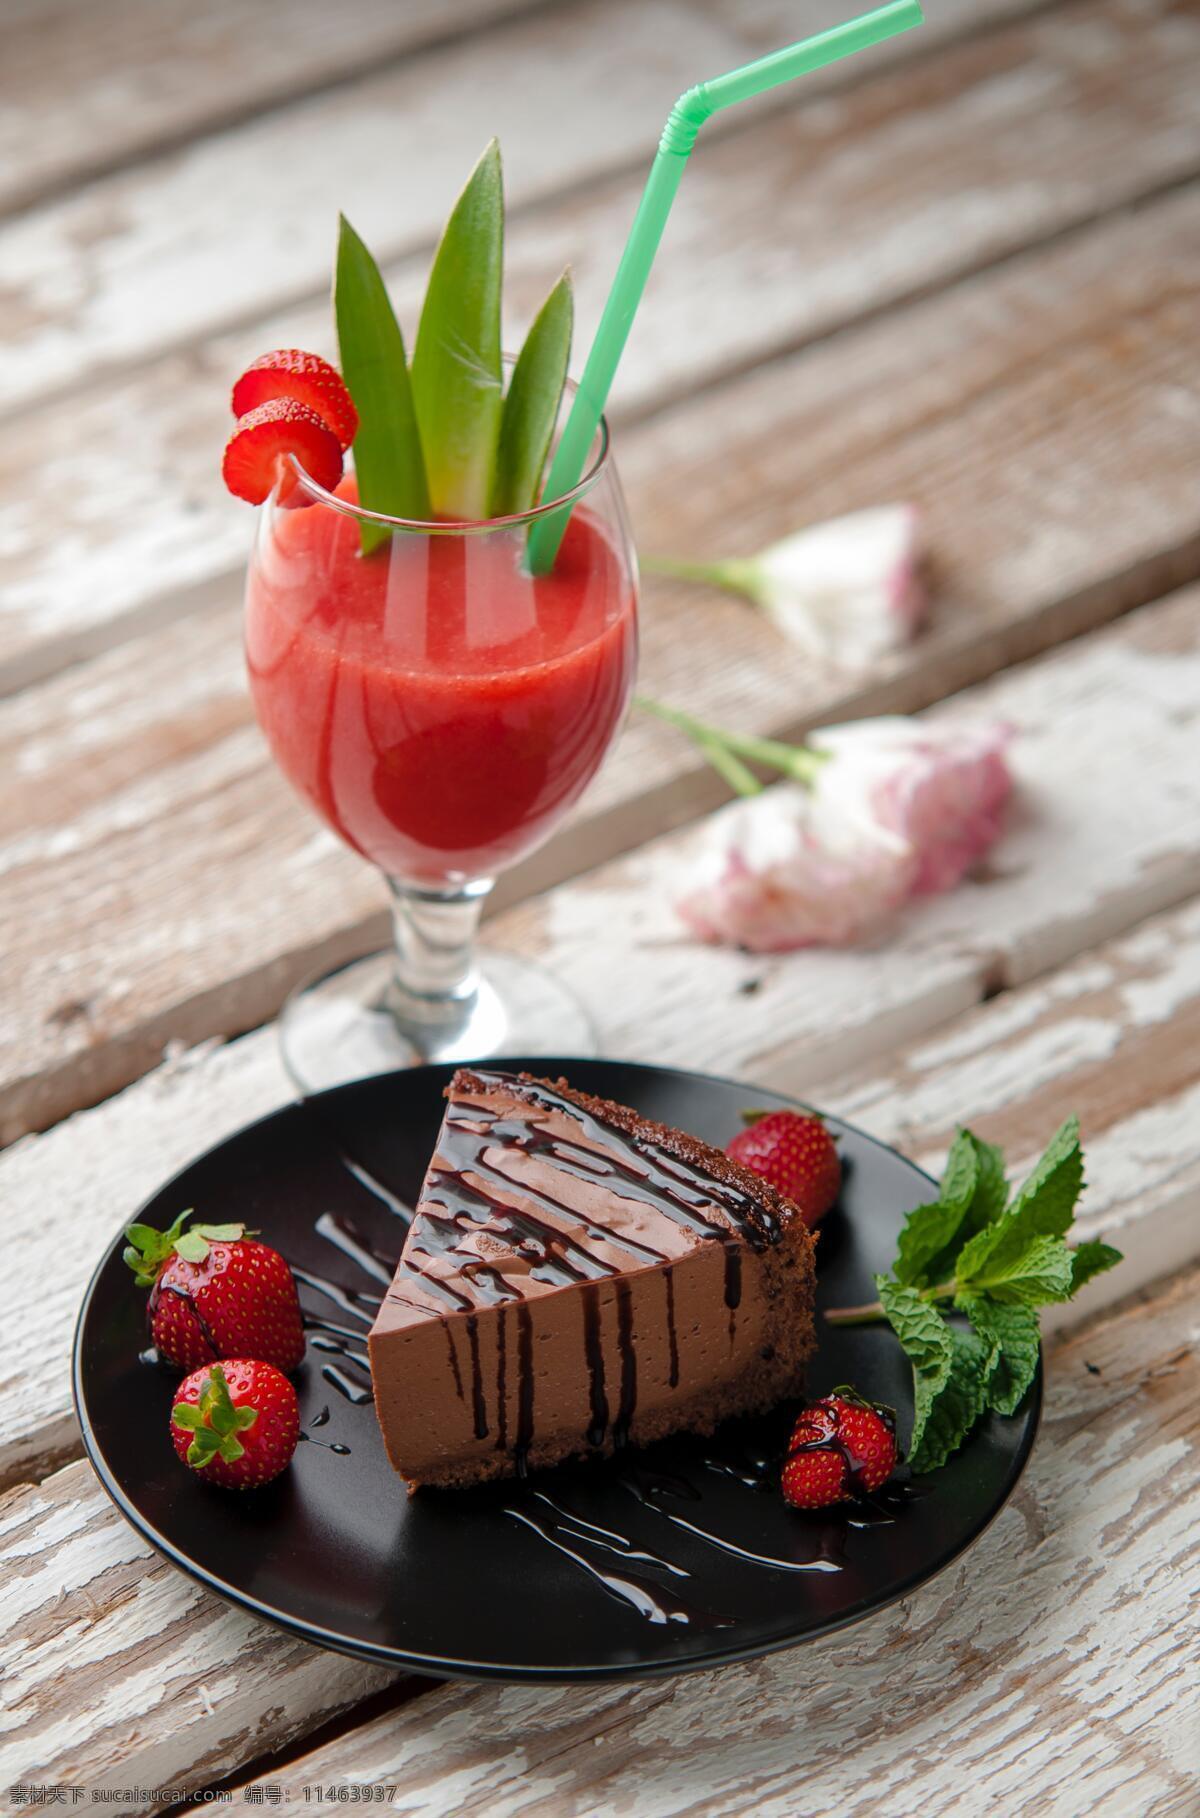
[377,1070,789,1327]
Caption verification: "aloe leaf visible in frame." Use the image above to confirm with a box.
[412,139,504,520]
[334,213,429,553]
[490,270,573,518]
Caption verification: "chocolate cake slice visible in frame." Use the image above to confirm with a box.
[368,1069,818,1490]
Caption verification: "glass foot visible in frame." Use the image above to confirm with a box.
[279,947,598,1093]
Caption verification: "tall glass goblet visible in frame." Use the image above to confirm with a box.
[244,403,637,1090]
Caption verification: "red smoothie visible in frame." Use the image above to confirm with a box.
[245,482,637,884]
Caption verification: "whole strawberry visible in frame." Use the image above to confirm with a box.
[781,1388,897,1510]
[170,1360,299,1489]
[727,1110,840,1227]
[125,1212,305,1372]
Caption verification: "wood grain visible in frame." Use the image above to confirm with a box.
[0,0,1045,220]
[233,1271,1200,1814]
[0,0,554,215]
[3,188,1199,1140]
[0,1458,395,1807]
[0,1,746,422]
[6,1266,1192,1814]
[0,0,1064,414]
[231,1272,1200,1810]
[5,0,1200,688]
[6,591,1200,1489]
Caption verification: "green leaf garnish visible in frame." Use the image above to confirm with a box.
[876,1279,952,1387]
[335,213,429,552]
[1069,1239,1123,1292]
[490,269,573,517]
[958,1297,1041,1417]
[173,1364,257,1469]
[412,139,504,520]
[123,1211,245,1284]
[829,1118,1122,1473]
[910,1327,997,1472]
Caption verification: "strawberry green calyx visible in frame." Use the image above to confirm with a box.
[172,1365,258,1468]
[122,1212,247,1287]
[739,1105,827,1129]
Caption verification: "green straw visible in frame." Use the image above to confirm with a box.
[527,0,924,574]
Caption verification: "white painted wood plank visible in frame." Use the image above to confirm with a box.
[0,0,1046,413]
[0,0,748,421]
[4,192,1199,1141]
[216,1268,1200,1815]
[0,1459,394,1809]
[0,0,552,215]
[5,595,1200,1490]
[4,0,1199,688]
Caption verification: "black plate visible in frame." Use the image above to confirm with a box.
[73,1058,1039,1682]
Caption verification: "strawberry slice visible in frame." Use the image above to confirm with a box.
[222,399,343,507]
[231,349,358,448]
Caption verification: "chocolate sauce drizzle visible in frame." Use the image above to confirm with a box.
[581,1284,609,1446]
[515,1302,535,1476]
[319,1363,373,1407]
[664,1268,680,1390]
[503,1503,731,1630]
[145,1279,222,1361]
[465,1315,487,1440]
[612,1279,637,1451]
[619,1466,844,1574]
[299,1407,352,1456]
[314,1211,395,1287]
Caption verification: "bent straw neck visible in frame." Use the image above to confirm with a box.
[527,0,924,575]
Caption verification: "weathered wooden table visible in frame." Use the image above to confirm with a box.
[2,1,1198,1810]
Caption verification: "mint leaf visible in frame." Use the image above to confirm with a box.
[894,1130,976,1285]
[960,1297,1040,1415]
[1069,1239,1123,1291]
[920,1131,1010,1283]
[335,213,429,552]
[1008,1116,1084,1239]
[892,1201,957,1286]
[491,270,573,517]
[964,1133,1009,1232]
[939,1127,980,1213]
[959,1232,1075,1305]
[412,139,504,520]
[877,1277,953,1387]
[954,1121,1084,1287]
[910,1327,997,1472]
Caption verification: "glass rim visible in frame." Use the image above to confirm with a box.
[279,372,611,534]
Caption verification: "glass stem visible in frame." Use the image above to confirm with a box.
[385,878,493,1030]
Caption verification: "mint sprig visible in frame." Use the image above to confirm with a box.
[827,1118,1121,1472]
